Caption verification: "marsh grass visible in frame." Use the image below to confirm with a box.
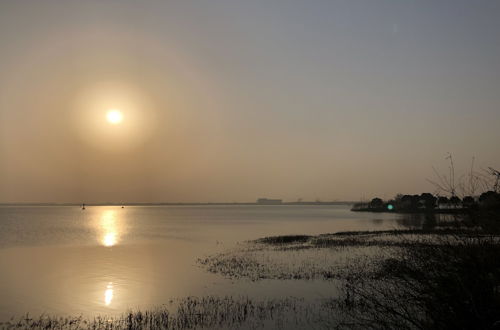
[331,232,500,329]
[0,296,333,330]
[198,229,475,281]
[255,235,312,245]
[199,227,500,329]
[199,243,386,280]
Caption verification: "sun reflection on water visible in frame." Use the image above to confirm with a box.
[103,232,117,247]
[99,210,122,247]
[94,209,126,308]
[104,282,114,306]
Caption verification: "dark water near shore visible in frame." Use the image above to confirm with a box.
[0,205,418,320]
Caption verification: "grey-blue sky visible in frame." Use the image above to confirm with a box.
[0,0,499,202]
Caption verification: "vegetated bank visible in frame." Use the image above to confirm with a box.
[200,198,500,330]
[351,190,499,214]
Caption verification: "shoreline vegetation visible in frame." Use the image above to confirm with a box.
[3,197,500,329]
[198,208,500,329]
[351,190,500,214]
[0,297,331,330]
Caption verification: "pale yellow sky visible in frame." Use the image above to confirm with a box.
[1,1,499,203]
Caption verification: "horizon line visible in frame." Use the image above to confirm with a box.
[0,201,356,206]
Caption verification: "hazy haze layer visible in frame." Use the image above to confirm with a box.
[1,0,499,203]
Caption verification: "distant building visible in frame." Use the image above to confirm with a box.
[257,198,282,205]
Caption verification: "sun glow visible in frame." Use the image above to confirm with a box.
[106,109,123,124]
[74,82,157,151]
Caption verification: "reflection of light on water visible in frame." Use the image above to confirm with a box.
[95,210,126,308]
[99,210,122,247]
[103,232,117,247]
[104,282,113,306]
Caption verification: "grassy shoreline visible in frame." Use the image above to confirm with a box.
[199,223,500,329]
[0,296,332,330]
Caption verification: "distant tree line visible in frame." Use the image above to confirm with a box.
[353,156,500,213]
[352,191,500,213]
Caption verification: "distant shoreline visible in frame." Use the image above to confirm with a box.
[0,201,356,207]
[351,207,468,214]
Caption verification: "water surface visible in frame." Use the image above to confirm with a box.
[0,205,413,319]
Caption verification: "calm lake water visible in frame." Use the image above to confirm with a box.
[0,205,416,320]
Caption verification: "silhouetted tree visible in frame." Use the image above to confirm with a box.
[370,197,384,209]
[420,193,437,209]
[428,155,497,197]
[462,196,475,208]
[428,153,457,196]
[437,196,449,206]
[398,195,420,211]
[450,195,461,207]
[394,194,404,201]
[400,195,413,210]
[479,191,500,210]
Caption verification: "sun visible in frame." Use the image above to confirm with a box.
[106,110,123,124]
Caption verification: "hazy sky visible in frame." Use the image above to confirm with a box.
[1,0,499,203]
